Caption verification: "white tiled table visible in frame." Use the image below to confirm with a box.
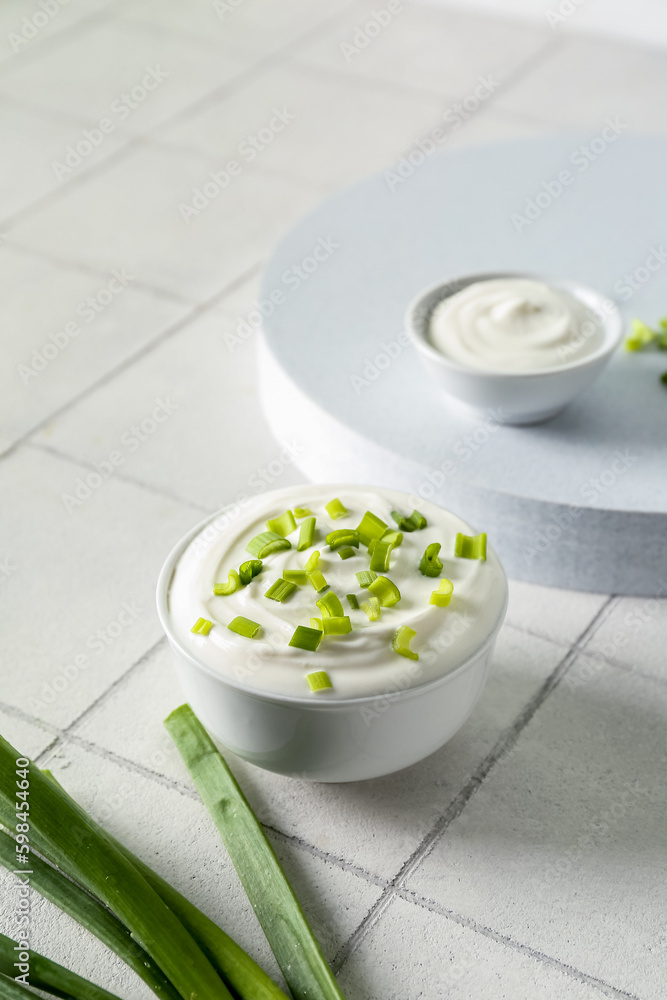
[1,3,665,998]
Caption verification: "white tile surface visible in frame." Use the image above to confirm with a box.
[0,245,189,454]
[505,578,609,646]
[0,0,112,66]
[8,142,324,300]
[584,593,667,681]
[405,654,667,1000]
[0,446,196,729]
[30,305,308,510]
[337,895,610,1000]
[0,705,56,759]
[495,34,667,131]
[0,18,254,136]
[159,62,445,190]
[71,625,566,879]
[298,1,552,97]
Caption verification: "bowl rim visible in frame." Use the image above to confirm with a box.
[156,489,509,710]
[406,271,624,379]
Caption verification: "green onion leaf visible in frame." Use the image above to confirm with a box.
[214,570,241,596]
[326,528,359,550]
[305,549,320,572]
[368,575,401,607]
[283,569,308,585]
[325,498,348,520]
[239,559,263,585]
[360,596,381,621]
[164,707,346,1000]
[310,617,323,631]
[346,594,359,610]
[369,539,392,573]
[356,511,387,546]
[392,626,418,660]
[293,506,312,518]
[455,531,487,560]
[316,592,345,618]
[307,569,328,592]
[266,510,297,537]
[430,579,454,607]
[0,931,124,1000]
[192,617,213,635]
[337,546,357,560]
[322,616,351,635]
[297,516,316,551]
[356,570,377,588]
[391,509,427,532]
[306,671,332,693]
[264,578,297,603]
[247,532,292,558]
[289,626,322,651]
[419,542,443,577]
[228,616,261,638]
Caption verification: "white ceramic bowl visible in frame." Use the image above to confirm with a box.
[156,502,508,783]
[407,272,624,425]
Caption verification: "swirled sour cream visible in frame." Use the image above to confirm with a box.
[429,278,604,372]
[167,486,507,700]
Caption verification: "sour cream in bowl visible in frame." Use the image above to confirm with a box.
[157,484,508,782]
[408,273,623,424]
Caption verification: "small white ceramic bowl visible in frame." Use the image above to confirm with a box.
[407,272,623,425]
[156,504,508,783]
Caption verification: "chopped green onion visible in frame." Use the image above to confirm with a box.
[455,531,487,560]
[310,617,323,631]
[356,570,377,588]
[337,546,357,560]
[392,625,418,660]
[293,506,312,518]
[213,570,240,596]
[379,528,403,548]
[316,592,345,618]
[264,578,297,603]
[430,579,454,607]
[297,516,316,551]
[346,593,359,610]
[288,625,322,651]
[266,510,297,537]
[356,510,387,546]
[247,531,292,558]
[305,549,320,572]
[307,569,328,592]
[368,575,401,607]
[283,569,308,585]
[360,596,381,621]
[228,616,261,638]
[164,706,345,1000]
[192,617,213,635]
[326,528,359,550]
[322,616,351,635]
[391,509,427,531]
[370,539,393,573]
[325,498,348,520]
[662,370,667,385]
[625,318,655,351]
[419,541,443,577]
[239,559,263,585]
[306,671,332,693]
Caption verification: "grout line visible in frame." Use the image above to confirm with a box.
[396,887,643,1000]
[0,6,114,81]
[330,594,617,973]
[26,439,212,515]
[264,825,390,889]
[0,259,262,464]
